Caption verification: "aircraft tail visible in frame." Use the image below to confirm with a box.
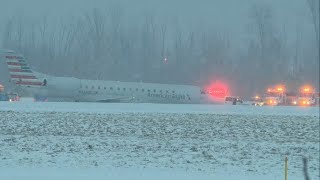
[1,50,46,87]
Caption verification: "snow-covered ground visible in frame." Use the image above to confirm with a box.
[0,102,319,180]
[0,101,319,116]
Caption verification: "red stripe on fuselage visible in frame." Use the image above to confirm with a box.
[9,69,24,72]
[11,75,37,79]
[9,69,32,73]
[15,81,43,86]
[5,56,23,59]
[7,62,25,66]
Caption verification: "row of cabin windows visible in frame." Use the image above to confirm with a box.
[80,84,176,93]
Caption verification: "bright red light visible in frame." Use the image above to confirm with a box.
[206,81,229,98]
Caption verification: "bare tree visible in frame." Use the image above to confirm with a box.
[248,2,275,88]
[160,22,167,62]
[2,18,14,48]
[306,0,319,49]
[83,8,107,62]
[303,157,310,180]
[306,0,319,86]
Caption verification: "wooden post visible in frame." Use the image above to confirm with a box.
[285,157,288,180]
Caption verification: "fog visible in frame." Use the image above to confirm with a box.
[0,0,319,97]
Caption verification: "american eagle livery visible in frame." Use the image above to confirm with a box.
[1,49,226,104]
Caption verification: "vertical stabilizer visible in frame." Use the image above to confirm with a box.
[0,50,45,87]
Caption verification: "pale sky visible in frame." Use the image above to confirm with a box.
[0,0,315,47]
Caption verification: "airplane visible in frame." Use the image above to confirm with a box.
[0,49,225,104]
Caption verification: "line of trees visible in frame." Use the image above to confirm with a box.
[1,2,318,97]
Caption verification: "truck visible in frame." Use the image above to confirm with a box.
[0,84,9,101]
[0,84,20,102]
[315,92,320,106]
[249,96,264,106]
[296,86,316,106]
[264,86,286,106]
[284,91,298,106]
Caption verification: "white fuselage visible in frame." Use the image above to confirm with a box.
[20,74,217,104]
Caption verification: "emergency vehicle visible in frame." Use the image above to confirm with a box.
[224,96,243,105]
[0,84,20,102]
[264,86,286,106]
[0,84,9,101]
[296,86,316,106]
[285,91,298,106]
[315,92,320,106]
[250,96,264,106]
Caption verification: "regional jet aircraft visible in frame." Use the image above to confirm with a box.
[1,50,225,104]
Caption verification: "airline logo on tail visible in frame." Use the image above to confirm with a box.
[2,50,44,86]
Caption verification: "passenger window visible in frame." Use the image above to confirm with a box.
[110,87,113,90]
[172,90,175,93]
[166,90,169,93]
[142,89,144,92]
[104,87,106,90]
[91,86,94,89]
[148,89,150,92]
[136,88,138,91]
[123,88,126,91]
[160,90,162,93]
[117,87,120,91]
[85,85,88,89]
[153,89,156,93]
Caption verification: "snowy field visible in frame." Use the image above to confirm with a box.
[0,101,319,180]
[0,100,319,116]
